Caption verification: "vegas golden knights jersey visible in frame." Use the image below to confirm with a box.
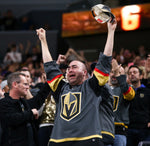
[112,75,135,134]
[44,53,112,144]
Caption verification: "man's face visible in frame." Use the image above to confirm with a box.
[109,70,118,85]
[16,76,29,96]
[66,61,86,86]
[128,67,141,84]
[20,71,31,86]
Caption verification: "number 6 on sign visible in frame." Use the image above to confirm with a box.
[121,5,141,31]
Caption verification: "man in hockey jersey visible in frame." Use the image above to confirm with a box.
[36,19,117,146]
[109,59,135,146]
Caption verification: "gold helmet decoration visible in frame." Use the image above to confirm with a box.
[91,4,115,23]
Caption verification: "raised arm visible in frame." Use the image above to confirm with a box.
[112,59,135,100]
[103,19,117,56]
[36,28,53,63]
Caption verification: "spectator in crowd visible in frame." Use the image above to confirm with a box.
[36,18,117,146]
[109,59,135,146]
[137,45,147,59]
[116,48,125,65]
[19,15,33,30]
[133,56,142,66]
[127,65,150,146]
[18,41,31,62]
[26,45,42,69]
[123,49,133,66]
[0,80,9,146]
[3,63,20,78]
[2,10,17,30]
[20,68,54,146]
[0,80,9,98]
[3,43,22,65]
[19,68,34,99]
[0,72,50,146]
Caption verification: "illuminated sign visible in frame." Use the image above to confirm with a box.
[62,3,150,37]
[121,5,141,31]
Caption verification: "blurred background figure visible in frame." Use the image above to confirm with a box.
[2,10,17,30]
[0,80,9,98]
[3,43,22,66]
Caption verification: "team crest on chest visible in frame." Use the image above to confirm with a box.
[60,92,81,121]
[140,93,144,98]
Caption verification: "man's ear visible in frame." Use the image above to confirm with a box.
[12,81,18,88]
[140,74,143,80]
[83,70,87,75]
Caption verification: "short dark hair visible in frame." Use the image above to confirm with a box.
[20,68,29,72]
[128,65,142,75]
[11,44,17,48]
[7,72,25,89]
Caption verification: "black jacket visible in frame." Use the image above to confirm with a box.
[0,83,50,146]
[129,84,150,129]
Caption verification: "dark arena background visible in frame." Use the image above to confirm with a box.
[0,0,149,62]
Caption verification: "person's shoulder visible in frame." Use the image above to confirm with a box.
[0,96,8,107]
[143,86,150,92]
[138,86,150,93]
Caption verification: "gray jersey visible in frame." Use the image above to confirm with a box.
[100,83,115,144]
[44,53,112,143]
[112,75,135,134]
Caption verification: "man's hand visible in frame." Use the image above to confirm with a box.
[107,18,117,33]
[119,66,125,75]
[56,54,66,65]
[36,28,46,42]
[36,28,53,62]
[112,59,120,77]
[31,109,39,119]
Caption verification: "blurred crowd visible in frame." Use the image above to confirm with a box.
[0,10,51,31]
[0,40,43,84]
[0,40,150,91]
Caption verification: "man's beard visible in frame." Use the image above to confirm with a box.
[111,78,118,85]
[130,79,138,84]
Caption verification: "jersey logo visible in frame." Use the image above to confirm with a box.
[60,92,81,121]
[113,95,119,112]
[140,93,144,98]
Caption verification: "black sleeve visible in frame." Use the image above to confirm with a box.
[0,99,34,126]
[27,82,51,109]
